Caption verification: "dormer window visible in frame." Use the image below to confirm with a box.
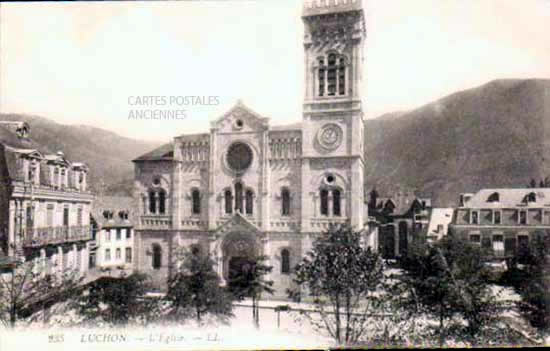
[119,211,129,220]
[487,192,500,203]
[103,210,114,220]
[526,192,537,203]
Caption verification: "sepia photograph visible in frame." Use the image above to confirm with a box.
[0,0,549,349]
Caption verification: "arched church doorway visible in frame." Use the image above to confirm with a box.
[221,231,258,284]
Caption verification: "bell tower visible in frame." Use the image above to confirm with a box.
[301,0,367,230]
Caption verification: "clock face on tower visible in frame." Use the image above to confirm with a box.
[317,123,343,151]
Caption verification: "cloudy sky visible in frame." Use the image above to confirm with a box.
[1,0,549,142]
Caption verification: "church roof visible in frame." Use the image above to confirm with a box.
[133,143,174,162]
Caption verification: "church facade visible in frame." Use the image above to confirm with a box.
[132,0,377,297]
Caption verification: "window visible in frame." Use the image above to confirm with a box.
[192,189,201,214]
[470,234,481,244]
[281,188,291,216]
[526,192,537,203]
[471,211,478,224]
[235,182,243,213]
[492,235,504,257]
[327,53,337,96]
[333,189,341,216]
[53,167,59,187]
[518,235,529,251]
[224,190,233,214]
[494,210,501,224]
[318,58,325,97]
[125,248,132,263]
[105,248,111,261]
[28,162,36,183]
[158,190,166,214]
[519,211,527,225]
[152,244,162,269]
[77,208,83,226]
[116,229,121,240]
[106,230,111,241]
[338,58,346,95]
[46,204,54,227]
[487,192,500,202]
[116,248,121,260]
[320,189,329,216]
[245,190,253,215]
[281,249,290,274]
[126,229,131,239]
[149,190,157,214]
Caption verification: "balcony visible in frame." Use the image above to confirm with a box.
[139,215,172,230]
[22,225,91,248]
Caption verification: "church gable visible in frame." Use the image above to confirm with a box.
[215,212,261,235]
[211,101,269,134]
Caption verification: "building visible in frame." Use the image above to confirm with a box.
[132,0,377,296]
[0,121,93,275]
[368,188,431,259]
[90,196,136,273]
[426,208,454,242]
[449,188,550,258]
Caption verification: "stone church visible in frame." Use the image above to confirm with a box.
[132,0,377,297]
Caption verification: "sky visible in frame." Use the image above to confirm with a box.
[1,0,549,142]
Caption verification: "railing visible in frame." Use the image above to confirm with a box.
[140,215,172,230]
[22,225,91,247]
[309,218,349,230]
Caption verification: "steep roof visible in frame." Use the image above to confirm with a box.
[461,188,550,208]
[91,195,137,228]
[132,143,174,162]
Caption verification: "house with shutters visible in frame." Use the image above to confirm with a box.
[0,121,93,275]
[449,188,550,259]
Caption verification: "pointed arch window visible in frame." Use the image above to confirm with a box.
[281,249,290,274]
[192,189,201,215]
[235,182,244,213]
[320,189,329,216]
[281,188,291,216]
[333,189,341,216]
[224,190,233,214]
[245,190,254,215]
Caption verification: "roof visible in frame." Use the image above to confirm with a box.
[91,196,137,228]
[175,133,210,143]
[132,143,173,162]
[374,193,431,216]
[460,188,550,208]
[302,0,363,17]
[270,122,303,132]
[0,124,40,150]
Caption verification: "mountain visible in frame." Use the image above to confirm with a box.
[0,113,162,196]
[364,79,550,207]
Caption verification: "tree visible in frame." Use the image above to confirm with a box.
[165,248,233,325]
[228,255,274,329]
[0,257,82,328]
[290,224,385,345]
[512,232,550,333]
[398,236,505,346]
[75,272,160,327]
